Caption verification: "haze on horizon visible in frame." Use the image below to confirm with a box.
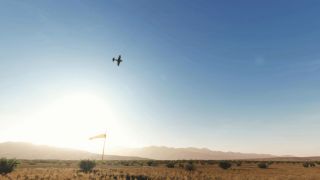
[1,0,320,157]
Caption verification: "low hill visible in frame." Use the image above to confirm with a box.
[0,142,146,160]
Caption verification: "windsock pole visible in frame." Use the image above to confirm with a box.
[101,129,107,161]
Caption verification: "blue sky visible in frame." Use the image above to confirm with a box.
[1,0,320,156]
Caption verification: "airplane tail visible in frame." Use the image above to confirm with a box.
[112,58,115,62]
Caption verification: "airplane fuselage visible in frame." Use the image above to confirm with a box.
[112,55,122,66]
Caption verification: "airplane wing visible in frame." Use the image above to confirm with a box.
[117,60,121,66]
[118,55,121,60]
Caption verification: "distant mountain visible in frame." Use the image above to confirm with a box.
[4,142,317,161]
[109,146,278,160]
[0,142,146,160]
[254,156,320,162]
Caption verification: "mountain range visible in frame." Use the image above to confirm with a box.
[0,142,145,160]
[1,142,319,161]
[109,146,277,160]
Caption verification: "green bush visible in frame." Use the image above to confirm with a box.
[309,162,316,167]
[122,161,129,166]
[178,163,184,168]
[303,162,309,168]
[235,161,242,166]
[0,158,19,175]
[303,162,316,167]
[257,162,268,169]
[146,160,154,166]
[166,161,175,168]
[218,161,232,170]
[79,160,96,173]
[184,162,196,171]
[267,161,274,165]
[206,160,216,165]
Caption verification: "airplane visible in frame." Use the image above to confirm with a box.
[112,55,122,66]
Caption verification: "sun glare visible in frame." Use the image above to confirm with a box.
[5,92,132,153]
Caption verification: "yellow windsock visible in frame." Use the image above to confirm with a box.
[89,133,106,140]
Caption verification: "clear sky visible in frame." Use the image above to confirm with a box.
[1,0,320,156]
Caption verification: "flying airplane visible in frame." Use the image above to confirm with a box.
[112,55,122,66]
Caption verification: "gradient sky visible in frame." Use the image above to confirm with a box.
[1,0,320,156]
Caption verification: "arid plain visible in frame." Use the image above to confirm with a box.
[3,160,320,180]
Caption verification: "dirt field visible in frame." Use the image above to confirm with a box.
[2,160,320,180]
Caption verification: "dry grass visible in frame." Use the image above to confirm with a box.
[2,160,320,180]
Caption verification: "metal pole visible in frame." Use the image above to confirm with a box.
[101,130,107,161]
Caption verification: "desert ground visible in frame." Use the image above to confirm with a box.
[2,160,320,180]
